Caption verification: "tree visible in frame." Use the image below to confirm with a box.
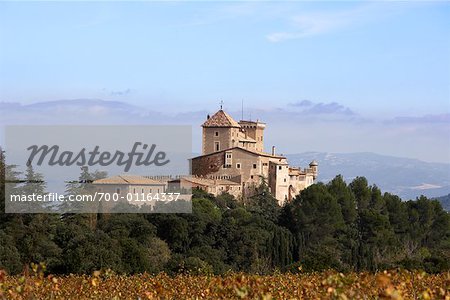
[282,184,345,271]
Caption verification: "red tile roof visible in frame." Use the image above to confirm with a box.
[93,175,164,185]
[202,110,240,128]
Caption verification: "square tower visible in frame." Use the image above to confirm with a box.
[201,109,241,155]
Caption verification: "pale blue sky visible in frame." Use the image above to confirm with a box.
[0,1,449,116]
[0,1,449,163]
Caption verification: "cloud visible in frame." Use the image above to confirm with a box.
[267,13,348,42]
[266,2,411,42]
[289,100,313,107]
[109,88,132,96]
[289,100,356,116]
[389,113,450,124]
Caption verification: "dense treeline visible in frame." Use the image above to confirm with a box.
[1,151,449,275]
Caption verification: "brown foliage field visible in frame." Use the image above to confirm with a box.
[0,266,449,299]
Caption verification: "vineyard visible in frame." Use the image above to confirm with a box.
[0,266,449,299]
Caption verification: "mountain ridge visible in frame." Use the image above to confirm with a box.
[286,151,450,200]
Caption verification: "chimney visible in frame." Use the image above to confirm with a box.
[271,146,275,156]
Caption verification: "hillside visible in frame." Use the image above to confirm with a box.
[286,152,450,200]
[435,193,450,211]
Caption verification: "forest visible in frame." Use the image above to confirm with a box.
[1,150,449,276]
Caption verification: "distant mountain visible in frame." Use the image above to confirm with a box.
[0,99,175,125]
[286,152,450,200]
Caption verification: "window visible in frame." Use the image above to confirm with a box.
[215,142,220,151]
[278,166,282,170]
[133,188,136,193]
[251,175,254,179]
[215,131,219,137]
[226,154,232,159]
[116,188,121,194]
[142,189,144,193]
[236,163,241,169]
[263,163,268,166]
[253,164,257,169]
[284,178,287,182]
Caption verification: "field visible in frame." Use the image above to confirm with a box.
[0,266,449,300]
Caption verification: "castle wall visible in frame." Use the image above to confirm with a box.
[193,148,292,201]
[268,161,290,206]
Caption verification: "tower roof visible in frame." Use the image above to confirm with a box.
[309,160,318,166]
[202,109,240,128]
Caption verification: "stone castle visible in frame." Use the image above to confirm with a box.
[93,108,318,207]
[186,108,318,205]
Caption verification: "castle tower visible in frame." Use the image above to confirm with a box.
[238,120,266,152]
[309,160,318,180]
[201,109,241,155]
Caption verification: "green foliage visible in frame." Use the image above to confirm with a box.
[0,158,449,275]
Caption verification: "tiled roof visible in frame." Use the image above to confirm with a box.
[288,168,306,176]
[202,110,240,128]
[174,177,240,186]
[93,175,164,185]
[191,146,286,160]
[238,137,256,143]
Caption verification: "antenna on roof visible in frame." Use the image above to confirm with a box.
[241,99,244,121]
[220,100,224,110]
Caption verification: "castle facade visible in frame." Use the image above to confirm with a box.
[190,109,318,205]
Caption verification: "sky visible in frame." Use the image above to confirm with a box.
[0,1,449,163]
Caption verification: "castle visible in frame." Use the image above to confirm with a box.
[188,108,318,205]
[93,108,318,207]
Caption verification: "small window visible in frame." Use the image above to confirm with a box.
[215,142,220,151]
[236,163,241,169]
[215,131,219,137]
[253,164,257,169]
[116,188,121,194]
[251,175,254,179]
[133,188,136,193]
[278,166,282,170]
[142,188,144,193]
[284,178,286,182]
